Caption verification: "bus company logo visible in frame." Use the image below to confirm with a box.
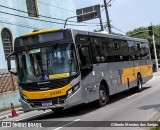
[2,122,11,127]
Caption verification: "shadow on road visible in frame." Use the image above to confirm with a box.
[109,86,151,104]
[29,86,151,121]
[139,104,160,111]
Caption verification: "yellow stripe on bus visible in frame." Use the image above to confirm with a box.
[122,64,152,84]
[22,84,72,100]
[49,73,70,79]
[22,28,61,37]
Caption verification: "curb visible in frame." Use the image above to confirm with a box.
[0,111,24,120]
[0,108,24,120]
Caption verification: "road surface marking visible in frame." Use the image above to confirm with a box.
[53,119,81,130]
[74,119,81,121]
[54,127,63,130]
[127,93,138,99]
[16,110,50,121]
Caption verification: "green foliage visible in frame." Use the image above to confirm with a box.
[126,25,160,59]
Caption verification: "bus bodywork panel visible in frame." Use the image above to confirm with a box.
[12,28,153,112]
[71,29,153,97]
[20,75,85,112]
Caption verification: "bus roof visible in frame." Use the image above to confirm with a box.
[21,28,61,37]
[21,28,148,43]
[71,28,148,43]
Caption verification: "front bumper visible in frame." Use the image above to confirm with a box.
[21,87,83,112]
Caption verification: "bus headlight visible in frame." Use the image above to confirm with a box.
[68,89,73,95]
[67,84,80,97]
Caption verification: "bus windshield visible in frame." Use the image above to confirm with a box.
[16,43,77,83]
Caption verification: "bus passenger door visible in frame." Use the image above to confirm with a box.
[78,45,95,103]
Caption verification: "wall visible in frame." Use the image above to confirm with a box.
[0,90,20,111]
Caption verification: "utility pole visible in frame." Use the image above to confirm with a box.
[152,29,159,72]
[104,0,111,34]
[148,24,159,72]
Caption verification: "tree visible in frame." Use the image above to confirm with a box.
[126,25,160,59]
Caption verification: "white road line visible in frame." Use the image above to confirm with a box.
[74,119,81,121]
[16,111,50,121]
[53,119,81,130]
[127,93,139,99]
[54,127,63,130]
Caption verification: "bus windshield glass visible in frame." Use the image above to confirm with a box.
[16,43,77,83]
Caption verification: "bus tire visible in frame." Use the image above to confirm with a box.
[136,75,143,92]
[51,108,63,113]
[96,84,109,107]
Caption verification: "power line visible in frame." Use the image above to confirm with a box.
[112,26,126,34]
[0,19,42,29]
[0,10,104,27]
[37,0,76,13]
[26,0,107,25]
[107,0,112,4]
[0,4,102,26]
[0,4,68,23]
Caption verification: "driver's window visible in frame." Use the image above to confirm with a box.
[79,46,92,67]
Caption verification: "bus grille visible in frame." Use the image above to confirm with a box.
[19,76,74,91]
[27,96,66,107]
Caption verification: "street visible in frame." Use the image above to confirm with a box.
[1,73,160,130]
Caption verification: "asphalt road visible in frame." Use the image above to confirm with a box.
[1,74,160,130]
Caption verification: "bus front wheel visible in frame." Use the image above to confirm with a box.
[96,84,109,107]
[136,75,143,92]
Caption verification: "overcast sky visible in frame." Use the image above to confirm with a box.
[75,0,160,34]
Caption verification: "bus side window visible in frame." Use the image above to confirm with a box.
[120,40,129,61]
[113,39,122,62]
[135,42,141,60]
[128,41,136,60]
[106,38,115,62]
[90,37,105,63]
[141,42,150,60]
[79,46,92,67]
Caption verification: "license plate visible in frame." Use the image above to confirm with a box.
[42,102,52,106]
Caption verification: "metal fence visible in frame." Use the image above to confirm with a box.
[0,69,18,93]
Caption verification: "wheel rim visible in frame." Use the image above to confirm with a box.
[138,79,142,90]
[99,89,106,103]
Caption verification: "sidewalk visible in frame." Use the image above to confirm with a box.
[153,72,160,76]
[0,106,23,120]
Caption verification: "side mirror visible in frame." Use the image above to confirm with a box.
[7,52,18,75]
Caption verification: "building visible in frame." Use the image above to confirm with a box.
[0,0,76,69]
[0,0,76,93]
